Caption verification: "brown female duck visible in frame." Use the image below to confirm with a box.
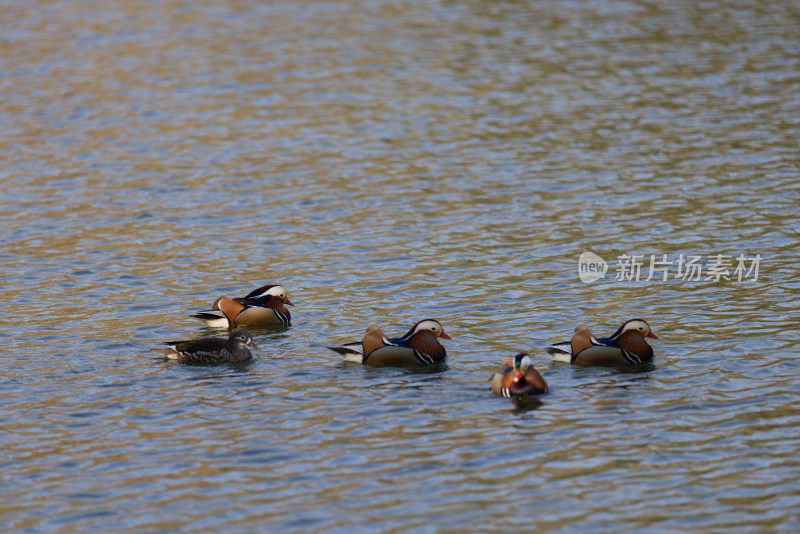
[151,330,257,364]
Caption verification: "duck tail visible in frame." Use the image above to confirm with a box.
[546,342,572,363]
[327,342,365,363]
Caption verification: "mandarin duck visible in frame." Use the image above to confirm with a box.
[191,284,292,328]
[328,319,452,366]
[151,330,257,364]
[546,319,658,366]
[490,353,548,397]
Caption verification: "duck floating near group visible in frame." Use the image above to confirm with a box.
[547,319,658,366]
[152,330,257,364]
[490,353,548,397]
[328,319,452,367]
[192,284,293,328]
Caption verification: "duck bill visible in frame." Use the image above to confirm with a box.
[439,332,452,340]
[647,331,658,339]
[285,299,294,306]
[514,372,522,382]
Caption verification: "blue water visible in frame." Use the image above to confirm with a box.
[2,1,799,532]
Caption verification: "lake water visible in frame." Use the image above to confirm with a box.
[2,0,799,531]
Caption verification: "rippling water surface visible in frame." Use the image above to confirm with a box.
[2,0,799,531]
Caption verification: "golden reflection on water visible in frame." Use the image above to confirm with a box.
[2,0,800,531]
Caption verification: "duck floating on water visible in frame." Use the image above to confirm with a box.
[546,319,658,366]
[490,353,548,397]
[152,330,257,364]
[192,284,292,328]
[328,319,452,367]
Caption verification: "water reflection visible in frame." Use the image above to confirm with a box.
[508,396,546,414]
[2,0,799,531]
